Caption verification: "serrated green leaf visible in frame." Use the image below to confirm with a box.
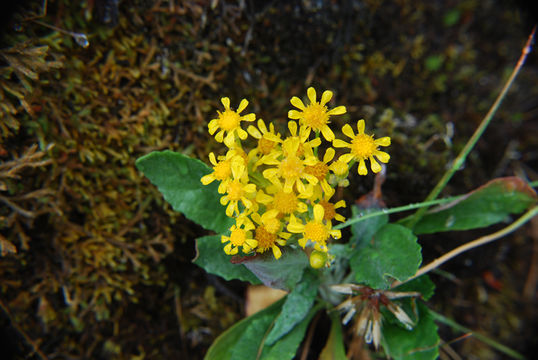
[319,312,347,360]
[382,302,440,360]
[410,177,537,235]
[194,235,261,284]
[350,224,422,290]
[205,298,285,360]
[351,205,389,249]
[265,270,319,345]
[136,151,234,233]
[394,275,435,301]
[244,247,309,291]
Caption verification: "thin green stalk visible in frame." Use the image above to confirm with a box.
[334,195,462,230]
[407,27,536,228]
[428,309,526,360]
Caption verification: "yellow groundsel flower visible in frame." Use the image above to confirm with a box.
[287,204,341,252]
[333,119,390,175]
[251,210,290,259]
[305,147,335,194]
[247,119,282,156]
[201,150,242,193]
[221,221,257,255]
[288,87,346,141]
[281,121,321,158]
[263,137,318,194]
[314,187,346,223]
[220,159,256,216]
[208,97,256,147]
[256,179,310,216]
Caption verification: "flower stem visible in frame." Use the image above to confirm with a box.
[404,205,538,282]
[406,26,536,228]
[334,195,463,230]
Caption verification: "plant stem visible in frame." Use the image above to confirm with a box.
[428,309,526,360]
[333,195,463,230]
[407,26,536,228]
[406,205,538,282]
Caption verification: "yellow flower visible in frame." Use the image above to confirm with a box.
[201,150,242,193]
[219,159,256,216]
[247,119,282,156]
[288,87,346,141]
[287,204,341,252]
[221,221,257,255]
[251,210,290,259]
[314,187,346,223]
[305,147,335,195]
[281,121,321,158]
[256,179,310,216]
[263,137,318,194]
[333,119,390,175]
[208,97,256,147]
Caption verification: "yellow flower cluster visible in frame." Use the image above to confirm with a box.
[201,88,390,263]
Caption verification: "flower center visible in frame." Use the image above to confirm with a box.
[230,228,247,246]
[280,155,303,180]
[303,103,329,130]
[273,191,298,214]
[213,160,232,180]
[319,200,336,221]
[227,180,243,201]
[258,138,276,155]
[218,109,241,131]
[351,134,377,159]
[255,226,277,252]
[304,221,329,243]
[305,162,329,181]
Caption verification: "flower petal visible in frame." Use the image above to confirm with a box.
[221,97,230,109]
[342,124,355,139]
[200,175,215,185]
[323,147,335,163]
[237,99,248,113]
[313,204,324,222]
[321,125,335,141]
[242,113,256,122]
[370,156,382,173]
[290,96,306,110]
[288,120,298,136]
[375,136,391,147]
[358,158,368,175]
[374,150,390,163]
[272,245,282,259]
[328,105,346,115]
[258,119,268,133]
[307,87,317,104]
[332,139,350,148]
[247,125,262,139]
[357,119,365,134]
[288,109,302,119]
[320,90,333,106]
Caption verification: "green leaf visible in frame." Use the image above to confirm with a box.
[382,302,440,360]
[393,275,435,301]
[194,235,261,284]
[205,298,285,360]
[244,247,309,291]
[265,270,319,345]
[350,224,422,290]
[319,312,347,360]
[351,205,389,249]
[259,307,318,360]
[136,150,233,233]
[410,177,537,235]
